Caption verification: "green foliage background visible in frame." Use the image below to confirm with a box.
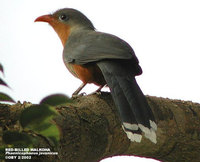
[0,63,71,161]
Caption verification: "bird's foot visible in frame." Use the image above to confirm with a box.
[88,90,102,96]
[72,92,86,99]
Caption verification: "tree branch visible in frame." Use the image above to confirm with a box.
[1,92,200,162]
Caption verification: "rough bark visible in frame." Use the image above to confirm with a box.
[1,92,200,162]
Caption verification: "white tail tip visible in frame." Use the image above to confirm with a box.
[122,121,157,144]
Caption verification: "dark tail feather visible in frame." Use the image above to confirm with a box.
[97,61,157,143]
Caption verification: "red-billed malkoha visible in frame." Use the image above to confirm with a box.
[35,8,157,143]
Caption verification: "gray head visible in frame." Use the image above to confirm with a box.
[53,8,95,30]
[35,8,95,30]
[35,8,95,45]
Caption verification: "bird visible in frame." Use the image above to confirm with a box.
[35,8,157,143]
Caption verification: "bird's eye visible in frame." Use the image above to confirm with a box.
[59,14,69,21]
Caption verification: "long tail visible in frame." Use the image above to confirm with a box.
[97,60,157,143]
